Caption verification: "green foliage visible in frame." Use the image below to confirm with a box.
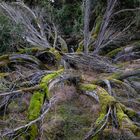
[53,2,83,35]
[0,13,23,54]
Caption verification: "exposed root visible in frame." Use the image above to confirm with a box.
[63,53,117,73]
[79,83,140,140]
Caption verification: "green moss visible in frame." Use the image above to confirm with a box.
[18,47,43,54]
[49,48,61,61]
[92,15,102,39]
[29,124,38,140]
[120,104,137,118]
[0,54,10,66]
[0,54,9,60]
[106,48,123,58]
[80,84,116,113]
[26,70,64,139]
[27,91,44,140]
[97,87,116,112]
[116,103,128,124]
[116,103,140,136]
[77,42,83,53]
[79,84,97,91]
[28,91,44,121]
[95,113,106,125]
[107,72,122,80]
[92,135,99,140]
[40,69,63,98]
[0,73,9,78]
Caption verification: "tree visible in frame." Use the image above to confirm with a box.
[83,0,91,54]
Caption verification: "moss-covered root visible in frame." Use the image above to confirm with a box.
[80,84,140,140]
[40,68,64,98]
[116,103,140,137]
[79,84,116,114]
[80,84,116,140]
[25,69,63,139]
[25,91,44,140]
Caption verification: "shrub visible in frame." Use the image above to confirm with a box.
[0,13,24,54]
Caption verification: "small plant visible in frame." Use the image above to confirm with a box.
[0,13,24,54]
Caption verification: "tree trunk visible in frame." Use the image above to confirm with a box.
[84,0,91,54]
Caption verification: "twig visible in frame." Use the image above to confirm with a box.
[0,85,40,96]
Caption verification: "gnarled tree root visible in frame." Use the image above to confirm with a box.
[79,84,140,140]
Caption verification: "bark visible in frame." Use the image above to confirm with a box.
[94,0,118,54]
[83,0,91,54]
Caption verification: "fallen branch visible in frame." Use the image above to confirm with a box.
[0,85,40,96]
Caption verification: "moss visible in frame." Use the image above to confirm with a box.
[28,91,44,121]
[0,73,9,78]
[97,87,116,112]
[77,43,83,53]
[120,104,137,118]
[0,54,10,66]
[0,54,9,60]
[95,113,106,125]
[107,72,122,80]
[92,135,99,140]
[26,70,64,140]
[29,124,38,140]
[49,48,61,61]
[116,103,128,124]
[18,47,43,54]
[40,69,64,98]
[79,84,97,91]
[92,15,102,39]
[79,83,140,138]
[79,84,116,113]
[116,103,140,136]
[106,48,123,58]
